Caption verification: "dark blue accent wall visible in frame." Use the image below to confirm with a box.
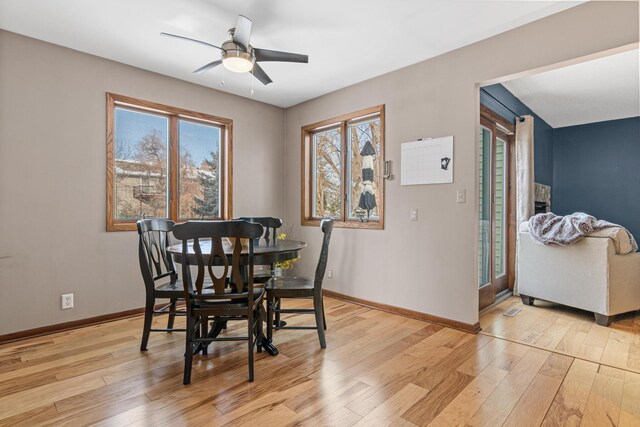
[553,117,640,239]
[480,84,555,186]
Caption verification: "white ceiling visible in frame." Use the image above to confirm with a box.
[503,49,640,128]
[0,0,582,108]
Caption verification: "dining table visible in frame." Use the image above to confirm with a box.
[167,238,307,356]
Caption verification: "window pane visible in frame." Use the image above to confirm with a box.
[478,127,491,287]
[312,128,342,218]
[347,117,381,219]
[178,120,222,219]
[114,107,168,220]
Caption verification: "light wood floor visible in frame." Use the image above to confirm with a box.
[1,297,639,426]
[481,296,640,374]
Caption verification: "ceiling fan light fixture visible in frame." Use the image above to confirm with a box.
[222,49,254,73]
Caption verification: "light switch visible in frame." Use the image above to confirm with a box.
[457,189,466,203]
[409,208,418,221]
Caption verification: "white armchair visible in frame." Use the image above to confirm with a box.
[517,222,640,326]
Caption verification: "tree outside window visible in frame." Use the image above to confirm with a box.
[106,94,232,231]
[302,105,385,230]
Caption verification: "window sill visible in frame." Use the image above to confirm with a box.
[302,218,384,230]
[107,221,138,232]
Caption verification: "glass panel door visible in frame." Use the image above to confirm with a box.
[478,127,492,289]
[479,116,512,310]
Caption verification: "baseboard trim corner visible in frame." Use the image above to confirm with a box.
[323,289,481,334]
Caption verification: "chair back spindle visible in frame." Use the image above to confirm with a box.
[239,217,283,246]
[173,220,264,304]
[137,219,177,289]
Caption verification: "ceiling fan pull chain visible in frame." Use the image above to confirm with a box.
[251,69,255,95]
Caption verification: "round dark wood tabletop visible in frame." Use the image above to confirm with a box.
[167,239,307,265]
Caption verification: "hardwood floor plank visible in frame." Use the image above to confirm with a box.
[502,353,573,427]
[46,393,151,426]
[427,366,509,426]
[0,404,58,426]
[0,298,637,426]
[542,359,599,427]
[288,379,371,424]
[310,324,442,384]
[0,374,106,419]
[412,334,494,390]
[576,324,611,361]
[601,329,634,368]
[627,332,640,371]
[580,365,625,427]
[555,320,592,355]
[619,370,640,427]
[400,370,474,426]
[353,383,429,426]
[466,348,550,426]
[299,406,362,427]
[456,337,508,376]
[533,317,574,350]
[481,297,640,374]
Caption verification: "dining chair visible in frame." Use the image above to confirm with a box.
[172,220,265,384]
[136,218,186,352]
[266,218,333,348]
[238,217,283,283]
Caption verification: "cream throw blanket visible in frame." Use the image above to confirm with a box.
[528,212,638,252]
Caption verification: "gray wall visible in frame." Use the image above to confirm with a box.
[0,30,285,335]
[283,1,638,326]
[553,117,640,238]
[0,2,638,334]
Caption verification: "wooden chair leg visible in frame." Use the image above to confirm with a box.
[200,316,209,355]
[314,295,326,349]
[183,316,194,385]
[275,297,281,327]
[167,298,177,330]
[321,298,327,331]
[267,293,274,342]
[256,305,263,353]
[248,311,255,382]
[140,297,154,351]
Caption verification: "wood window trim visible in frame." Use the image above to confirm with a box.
[301,105,385,230]
[106,93,233,231]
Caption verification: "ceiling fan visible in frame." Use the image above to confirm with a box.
[161,15,309,85]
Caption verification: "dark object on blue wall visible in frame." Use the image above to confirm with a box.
[553,117,640,242]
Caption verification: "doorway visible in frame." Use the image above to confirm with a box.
[479,106,515,310]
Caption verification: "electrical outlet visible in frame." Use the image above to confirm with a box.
[327,269,333,279]
[409,208,418,221]
[61,293,74,310]
[456,189,466,203]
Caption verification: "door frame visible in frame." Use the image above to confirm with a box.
[479,105,516,310]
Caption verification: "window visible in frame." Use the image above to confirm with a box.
[301,105,385,229]
[106,93,232,231]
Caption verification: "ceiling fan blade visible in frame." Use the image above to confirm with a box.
[252,63,273,85]
[232,15,252,51]
[160,32,223,51]
[254,48,308,63]
[193,60,223,74]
